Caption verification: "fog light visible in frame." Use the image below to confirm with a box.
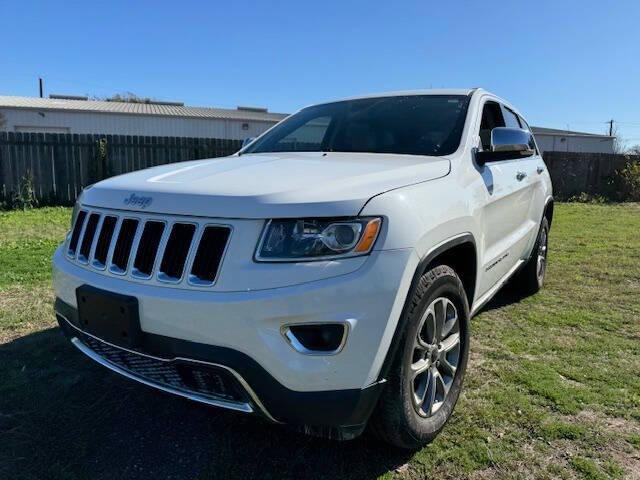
[283,323,347,354]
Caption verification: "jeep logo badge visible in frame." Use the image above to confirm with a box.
[124,193,153,209]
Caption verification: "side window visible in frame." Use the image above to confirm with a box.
[479,101,505,151]
[501,106,521,129]
[517,115,531,132]
[518,115,539,154]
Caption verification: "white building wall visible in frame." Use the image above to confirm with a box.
[534,134,615,154]
[0,108,278,140]
[0,106,617,154]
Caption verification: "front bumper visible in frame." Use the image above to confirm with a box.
[57,301,379,438]
[53,245,419,434]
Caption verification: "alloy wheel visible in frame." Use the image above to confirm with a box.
[537,226,548,283]
[410,297,461,417]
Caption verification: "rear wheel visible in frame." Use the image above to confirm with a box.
[513,217,549,295]
[370,265,470,449]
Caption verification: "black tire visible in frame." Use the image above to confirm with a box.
[370,265,470,450]
[513,217,549,295]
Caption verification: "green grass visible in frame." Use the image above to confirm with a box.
[0,207,70,288]
[0,204,639,479]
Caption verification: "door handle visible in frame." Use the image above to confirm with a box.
[516,171,527,181]
[537,166,544,174]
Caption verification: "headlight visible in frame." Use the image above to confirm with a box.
[255,217,382,262]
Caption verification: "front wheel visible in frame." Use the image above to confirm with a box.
[370,265,470,449]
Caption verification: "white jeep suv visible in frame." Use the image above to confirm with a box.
[53,89,553,449]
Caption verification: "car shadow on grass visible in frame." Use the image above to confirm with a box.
[479,280,531,314]
[0,327,413,480]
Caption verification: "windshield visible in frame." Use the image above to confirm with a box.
[244,95,470,157]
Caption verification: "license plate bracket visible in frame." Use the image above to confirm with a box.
[76,285,141,348]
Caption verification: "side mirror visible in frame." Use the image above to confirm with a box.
[241,137,256,149]
[476,127,535,165]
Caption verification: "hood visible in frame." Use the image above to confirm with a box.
[81,152,450,218]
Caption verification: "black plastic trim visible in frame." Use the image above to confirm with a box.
[55,298,382,430]
[375,233,477,383]
[544,196,554,228]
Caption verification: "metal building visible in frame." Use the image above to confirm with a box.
[0,95,287,140]
[0,95,615,154]
[530,127,615,154]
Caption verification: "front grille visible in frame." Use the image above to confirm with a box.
[68,210,88,256]
[190,226,231,284]
[78,213,100,262]
[159,223,196,281]
[79,333,247,402]
[93,216,117,267]
[133,221,165,277]
[111,219,139,273]
[66,208,231,288]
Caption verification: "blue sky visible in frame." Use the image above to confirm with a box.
[2,0,640,146]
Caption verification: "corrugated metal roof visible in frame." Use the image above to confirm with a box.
[531,126,612,138]
[1,95,615,140]
[0,96,288,122]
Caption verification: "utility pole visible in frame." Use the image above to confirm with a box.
[38,77,44,98]
[609,119,614,137]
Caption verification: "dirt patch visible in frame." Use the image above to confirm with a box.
[574,409,640,436]
[610,449,640,480]
[558,373,585,388]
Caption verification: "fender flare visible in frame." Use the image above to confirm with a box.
[376,233,476,383]
[543,196,554,228]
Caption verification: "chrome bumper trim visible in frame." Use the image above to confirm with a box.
[59,314,279,422]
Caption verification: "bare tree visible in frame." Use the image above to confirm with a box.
[627,144,640,155]
[611,123,626,154]
[90,92,156,104]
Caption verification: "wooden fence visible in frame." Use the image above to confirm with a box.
[543,151,640,200]
[0,132,638,206]
[0,132,242,205]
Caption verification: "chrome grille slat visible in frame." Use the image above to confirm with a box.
[189,226,232,285]
[158,223,197,282]
[68,210,88,257]
[124,219,145,275]
[104,216,124,270]
[150,221,173,280]
[87,215,105,266]
[132,221,165,278]
[78,213,101,264]
[65,208,231,289]
[93,215,117,269]
[109,218,140,274]
[73,212,91,260]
